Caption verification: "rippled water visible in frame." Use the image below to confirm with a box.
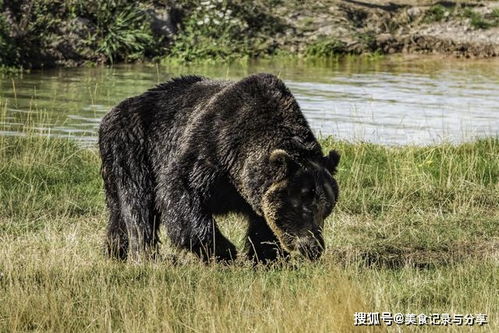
[1,56,498,145]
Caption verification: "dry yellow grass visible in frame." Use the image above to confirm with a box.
[0,133,497,332]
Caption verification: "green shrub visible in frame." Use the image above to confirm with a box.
[168,0,284,62]
[70,0,156,63]
[0,0,64,68]
[0,0,160,67]
[463,8,492,29]
[424,4,448,23]
[488,8,499,27]
[305,38,347,57]
[96,5,153,63]
[0,8,17,67]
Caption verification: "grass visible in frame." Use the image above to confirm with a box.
[0,132,498,331]
[424,4,450,23]
[423,4,499,30]
[461,7,499,30]
[305,38,348,58]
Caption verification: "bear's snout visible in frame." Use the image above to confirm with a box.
[295,231,325,261]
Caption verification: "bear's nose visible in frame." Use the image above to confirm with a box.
[298,242,323,261]
[296,234,324,261]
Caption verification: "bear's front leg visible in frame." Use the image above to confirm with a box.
[196,221,238,263]
[161,189,237,263]
[177,217,237,263]
[245,213,289,264]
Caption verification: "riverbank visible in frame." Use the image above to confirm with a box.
[282,0,499,58]
[1,1,499,72]
[1,135,497,330]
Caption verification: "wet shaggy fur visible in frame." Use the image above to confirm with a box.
[99,73,340,263]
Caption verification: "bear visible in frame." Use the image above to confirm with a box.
[98,73,340,264]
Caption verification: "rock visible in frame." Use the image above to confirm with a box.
[376,33,394,44]
[317,25,335,35]
[407,7,422,20]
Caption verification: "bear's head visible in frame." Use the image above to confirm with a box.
[262,148,340,261]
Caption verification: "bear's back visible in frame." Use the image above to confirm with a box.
[103,75,229,138]
[145,75,230,124]
[102,73,319,164]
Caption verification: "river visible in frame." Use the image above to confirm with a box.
[1,56,498,146]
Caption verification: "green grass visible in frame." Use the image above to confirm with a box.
[0,134,498,331]
[424,4,450,23]
[304,38,348,58]
[462,8,499,30]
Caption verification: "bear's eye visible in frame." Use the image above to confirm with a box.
[301,187,315,199]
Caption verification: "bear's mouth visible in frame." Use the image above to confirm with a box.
[261,180,325,260]
[273,232,325,261]
[295,234,325,260]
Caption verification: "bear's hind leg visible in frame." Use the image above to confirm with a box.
[101,148,160,261]
[116,176,160,261]
[106,202,129,260]
[102,164,129,260]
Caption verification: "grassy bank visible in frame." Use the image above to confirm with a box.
[0,135,498,331]
[0,0,286,70]
[2,1,499,72]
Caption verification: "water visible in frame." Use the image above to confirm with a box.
[1,56,498,146]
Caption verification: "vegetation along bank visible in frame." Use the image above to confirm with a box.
[1,0,499,71]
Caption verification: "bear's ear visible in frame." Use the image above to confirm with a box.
[323,150,340,175]
[270,149,298,175]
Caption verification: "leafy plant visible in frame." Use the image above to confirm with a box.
[97,7,153,63]
[0,0,161,67]
[168,0,284,62]
[463,8,492,29]
[0,7,16,67]
[424,4,448,23]
[72,0,155,63]
[305,38,347,57]
[0,0,66,68]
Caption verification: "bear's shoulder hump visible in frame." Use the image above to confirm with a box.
[148,75,206,92]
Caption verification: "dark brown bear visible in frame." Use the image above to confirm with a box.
[98,73,340,263]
